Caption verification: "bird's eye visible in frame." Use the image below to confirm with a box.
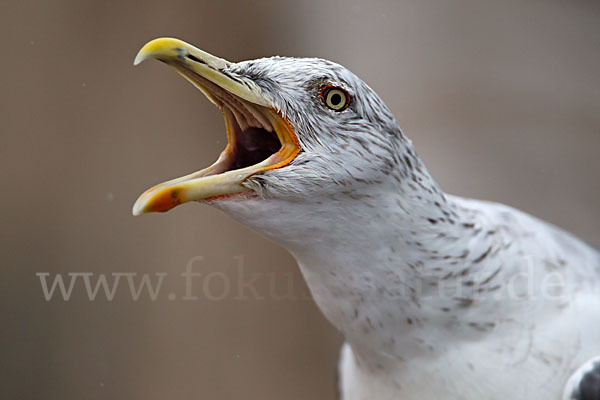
[320,86,350,111]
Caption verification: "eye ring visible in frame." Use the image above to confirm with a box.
[320,86,350,111]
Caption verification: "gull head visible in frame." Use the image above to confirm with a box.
[132,38,409,222]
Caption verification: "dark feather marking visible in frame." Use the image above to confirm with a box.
[473,246,493,264]
[468,321,496,332]
[455,297,475,308]
[481,267,502,285]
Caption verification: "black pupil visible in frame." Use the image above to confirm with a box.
[330,93,342,105]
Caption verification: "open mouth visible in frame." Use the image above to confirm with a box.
[132,38,300,215]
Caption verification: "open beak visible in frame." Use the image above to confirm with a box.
[132,38,300,215]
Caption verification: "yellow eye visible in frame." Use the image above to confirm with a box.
[321,86,349,111]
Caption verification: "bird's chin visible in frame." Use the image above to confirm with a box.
[131,38,300,216]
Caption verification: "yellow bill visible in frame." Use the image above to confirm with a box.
[132,38,300,215]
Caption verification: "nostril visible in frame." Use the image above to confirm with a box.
[186,54,203,63]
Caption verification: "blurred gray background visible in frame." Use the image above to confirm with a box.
[1,0,598,399]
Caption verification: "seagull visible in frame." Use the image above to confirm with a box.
[132,38,600,400]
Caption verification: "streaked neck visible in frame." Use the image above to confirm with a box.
[215,168,507,363]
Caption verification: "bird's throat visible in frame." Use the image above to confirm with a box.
[212,174,505,365]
